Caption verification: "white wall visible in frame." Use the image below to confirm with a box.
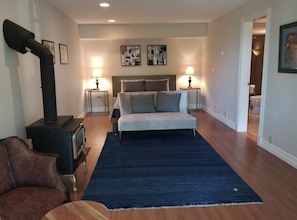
[79,22,208,110]
[2,0,297,169]
[261,0,297,166]
[204,0,297,168]
[1,0,41,138]
[81,38,205,110]
[39,0,85,118]
[0,0,84,138]
[203,0,271,123]
[79,23,208,39]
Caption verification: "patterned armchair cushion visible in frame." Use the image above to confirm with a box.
[0,137,67,220]
[0,145,13,195]
[0,186,66,220]
[4,137,66,192]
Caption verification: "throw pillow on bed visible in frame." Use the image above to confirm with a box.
[156,92,181,112]
[122,80,145,92]
[144,79,168,91]
[130,94,156,113]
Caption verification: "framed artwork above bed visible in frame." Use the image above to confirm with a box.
[147,45,167,66]
[120,45,141,66]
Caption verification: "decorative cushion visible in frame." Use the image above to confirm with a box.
[144,79,169,91]
[118,91,156,115]
[121,80,145,92]
[0,144,13,195]
[5,137,65,191]
[0,137,67,220]
[161,91,188,113]
[0,186,66,220]
[130,94,156,113]
[156,92,181,112]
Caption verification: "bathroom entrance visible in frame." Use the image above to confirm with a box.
[247,18,266,142]
[237,8,270,144]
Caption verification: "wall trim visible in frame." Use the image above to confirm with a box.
[203,105,297,170]
[260,140,297,169]
[201,105,237,130]
[78,111,87,118]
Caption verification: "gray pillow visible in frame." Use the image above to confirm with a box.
[122,80,145,92]
[156,92,181,112]
[145,80,168,91]
[130,94,156,113]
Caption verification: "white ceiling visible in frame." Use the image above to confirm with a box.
[45,0,252,24]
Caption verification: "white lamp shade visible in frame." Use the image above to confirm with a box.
[92,68,102,78]
[185,66,194,75]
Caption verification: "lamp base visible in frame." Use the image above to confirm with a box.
[95,78,99,90]
[188,76,192,88]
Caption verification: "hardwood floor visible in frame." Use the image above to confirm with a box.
[246,112,260,143]
[69,111,297,220]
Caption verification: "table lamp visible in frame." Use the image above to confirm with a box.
[185,66,194,88]
[92,68,102,90]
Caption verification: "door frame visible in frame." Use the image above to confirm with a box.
[237,8,271,145]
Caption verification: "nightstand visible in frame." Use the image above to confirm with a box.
[180,87,201,110]
[85,89,109,113]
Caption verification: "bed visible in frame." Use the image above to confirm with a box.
[110,75,177,132]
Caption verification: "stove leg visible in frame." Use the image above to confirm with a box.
[63,174,77,193]
[83,159,88,172]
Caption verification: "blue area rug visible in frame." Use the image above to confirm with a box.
[83,130,262,209]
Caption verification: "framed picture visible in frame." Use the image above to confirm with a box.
[59,44,68,64]
[147,45,167,65]
[278,21,297,73]
[120,45,141,66]
[42,40,55,64]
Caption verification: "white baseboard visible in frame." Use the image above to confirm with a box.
[260,140,297,169]
[78,107,106,118]
[201,104,297,169]
[201,105,237,130]
[78,111,87,118]
[86,106,108,114]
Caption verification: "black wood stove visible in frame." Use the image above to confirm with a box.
[3,20,89,192]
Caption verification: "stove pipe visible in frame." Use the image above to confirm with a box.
[3,19,57,122]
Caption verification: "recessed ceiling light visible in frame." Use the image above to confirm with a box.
[100,2,110,7]
[108,19,115,23]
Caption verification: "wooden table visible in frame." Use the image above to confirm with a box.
[42,200,110,220]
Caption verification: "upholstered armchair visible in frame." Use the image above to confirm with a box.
[0,136,67,220]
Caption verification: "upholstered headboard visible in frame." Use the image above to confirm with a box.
[112,75,176,97]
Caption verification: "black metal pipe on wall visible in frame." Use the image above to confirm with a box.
[3,19,57,122]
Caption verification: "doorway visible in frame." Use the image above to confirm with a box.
[247,19,266,142]
[237,8,271,145]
